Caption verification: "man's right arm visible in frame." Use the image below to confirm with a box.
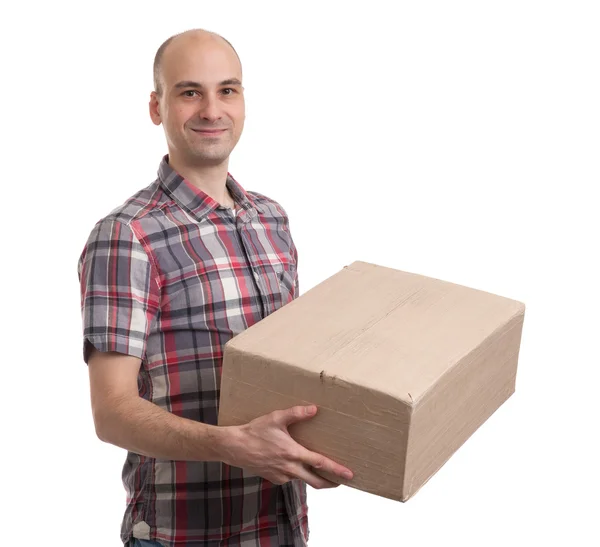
[88,348,354,489]
[88,348,224,462]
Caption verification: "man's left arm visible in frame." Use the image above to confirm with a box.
[290,235,299,298]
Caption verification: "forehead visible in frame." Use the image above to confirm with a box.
[161,36,242,89]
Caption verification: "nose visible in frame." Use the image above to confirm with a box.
[198,92,222,123]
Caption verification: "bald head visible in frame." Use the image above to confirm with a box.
[153,29,241,96]
[148,28,246,169]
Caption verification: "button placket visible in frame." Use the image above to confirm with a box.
[237,224,268,319]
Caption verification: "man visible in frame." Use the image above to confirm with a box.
[77,29,353,547]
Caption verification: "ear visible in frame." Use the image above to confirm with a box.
[149,91,162,126]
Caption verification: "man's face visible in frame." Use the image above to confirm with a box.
[150,35,245,166]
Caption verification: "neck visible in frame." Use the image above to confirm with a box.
[167,152,233,206]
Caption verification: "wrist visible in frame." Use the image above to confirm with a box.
[207,424,243,464]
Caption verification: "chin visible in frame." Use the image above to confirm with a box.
[190,152,230,165]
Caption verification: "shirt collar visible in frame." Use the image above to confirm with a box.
[157,154,260,221]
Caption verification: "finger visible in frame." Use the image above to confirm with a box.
[275,405,317,427]
[291,464,340,490]
[302,450,354,481]
[267,473,293,486]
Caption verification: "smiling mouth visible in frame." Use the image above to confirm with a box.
[191,129,227,135]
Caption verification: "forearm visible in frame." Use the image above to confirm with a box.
[95,395,234,461]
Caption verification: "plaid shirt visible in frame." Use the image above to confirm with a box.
[78,155,308,546]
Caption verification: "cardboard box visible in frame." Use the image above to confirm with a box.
[218,261,526,502]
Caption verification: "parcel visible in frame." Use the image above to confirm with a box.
[218,261,526,501]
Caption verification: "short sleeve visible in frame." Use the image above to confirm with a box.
[290,235,300,298]
[77,218,160,364]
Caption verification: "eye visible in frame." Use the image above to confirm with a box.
[221,88,236,95]
[182,90,199,97]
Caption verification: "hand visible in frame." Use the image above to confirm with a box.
[221,405,354,489]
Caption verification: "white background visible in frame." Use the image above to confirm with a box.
[2,1,599,545]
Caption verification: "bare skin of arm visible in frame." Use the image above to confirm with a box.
[88,349,354,489]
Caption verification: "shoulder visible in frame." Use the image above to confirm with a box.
[78,180,170,268]
[85,181,171,240]
[103,180,170,227]
[247,190,291,221]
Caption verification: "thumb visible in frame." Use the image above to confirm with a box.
[279,405,317,427]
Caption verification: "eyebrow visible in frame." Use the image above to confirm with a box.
[174,78,243,89]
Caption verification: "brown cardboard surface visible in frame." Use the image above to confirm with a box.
[218,261,526,501]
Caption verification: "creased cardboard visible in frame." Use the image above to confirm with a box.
[217,261,526,501]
